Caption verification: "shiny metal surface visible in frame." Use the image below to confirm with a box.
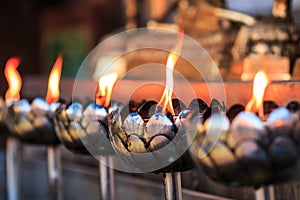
[47,145,62,200]
[5,98,59,145]
[188,101,300,188]
[164,172,182,200]
[255,186,275,200]
[99,156,115,200]
[6,137,21,200]
[54,102,113,155]
[109,100,194,173]
[54,102,116,200]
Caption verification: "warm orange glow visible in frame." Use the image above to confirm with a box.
[46,55,63,103]
[245,70,270,117]
[4,57,22,101]
[157,29,184,115]
[96,73,118,108]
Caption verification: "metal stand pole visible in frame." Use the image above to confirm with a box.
[163,172,182,200]
[255,185,275,200]
[47,145,62,200]
[99,156,115,200]
[6,137,21,200]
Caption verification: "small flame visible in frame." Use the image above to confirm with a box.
[96,73,118,108]
[46,55,63,103]
[245,70,270,118]
[157,29,184,115]
[4,57,22,101]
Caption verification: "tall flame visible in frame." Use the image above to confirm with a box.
[245,70,270,118]
[157,29,184,115]
[4,57,22,101]
[46,55,63,103]
[95,73,118,108]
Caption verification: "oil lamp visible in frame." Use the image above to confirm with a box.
[5,55,63,200]
[109,30,194,200]
[2,57,23,200]
[188,70,300,200]
[54,72,119,200]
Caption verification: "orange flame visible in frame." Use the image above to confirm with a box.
[46,55,63,103]
[4,57,22,101]
[95,73,118,108]
[157,29,184,115]
[245,70,270,118]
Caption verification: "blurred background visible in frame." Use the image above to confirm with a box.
[0,0,126,94]
[1,0,300,94]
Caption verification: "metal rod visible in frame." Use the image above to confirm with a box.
[163,172,182,200]
[255,185,275,200]
[6,137,21,200]
[99,156,115,200]
[47,145,62,200]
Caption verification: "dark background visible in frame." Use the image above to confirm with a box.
[0,0,126,95]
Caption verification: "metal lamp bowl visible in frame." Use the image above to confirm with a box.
[54,102,115,156]
[109,99,196,173]
[187,100,300,187]
[5,98,60,145]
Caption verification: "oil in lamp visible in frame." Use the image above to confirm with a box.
[5,55,63,200]
[54,72,119,200]
[188,70,300,200]
[109,30,195,200]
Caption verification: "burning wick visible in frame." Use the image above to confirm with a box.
[5,55,63,144]
[245,70,270,118]
[46,55,63,104]
[157,29,184,115]
[95,73,118,108]
[4,57,22,102]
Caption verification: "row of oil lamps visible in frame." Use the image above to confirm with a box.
[1,44,300,200]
